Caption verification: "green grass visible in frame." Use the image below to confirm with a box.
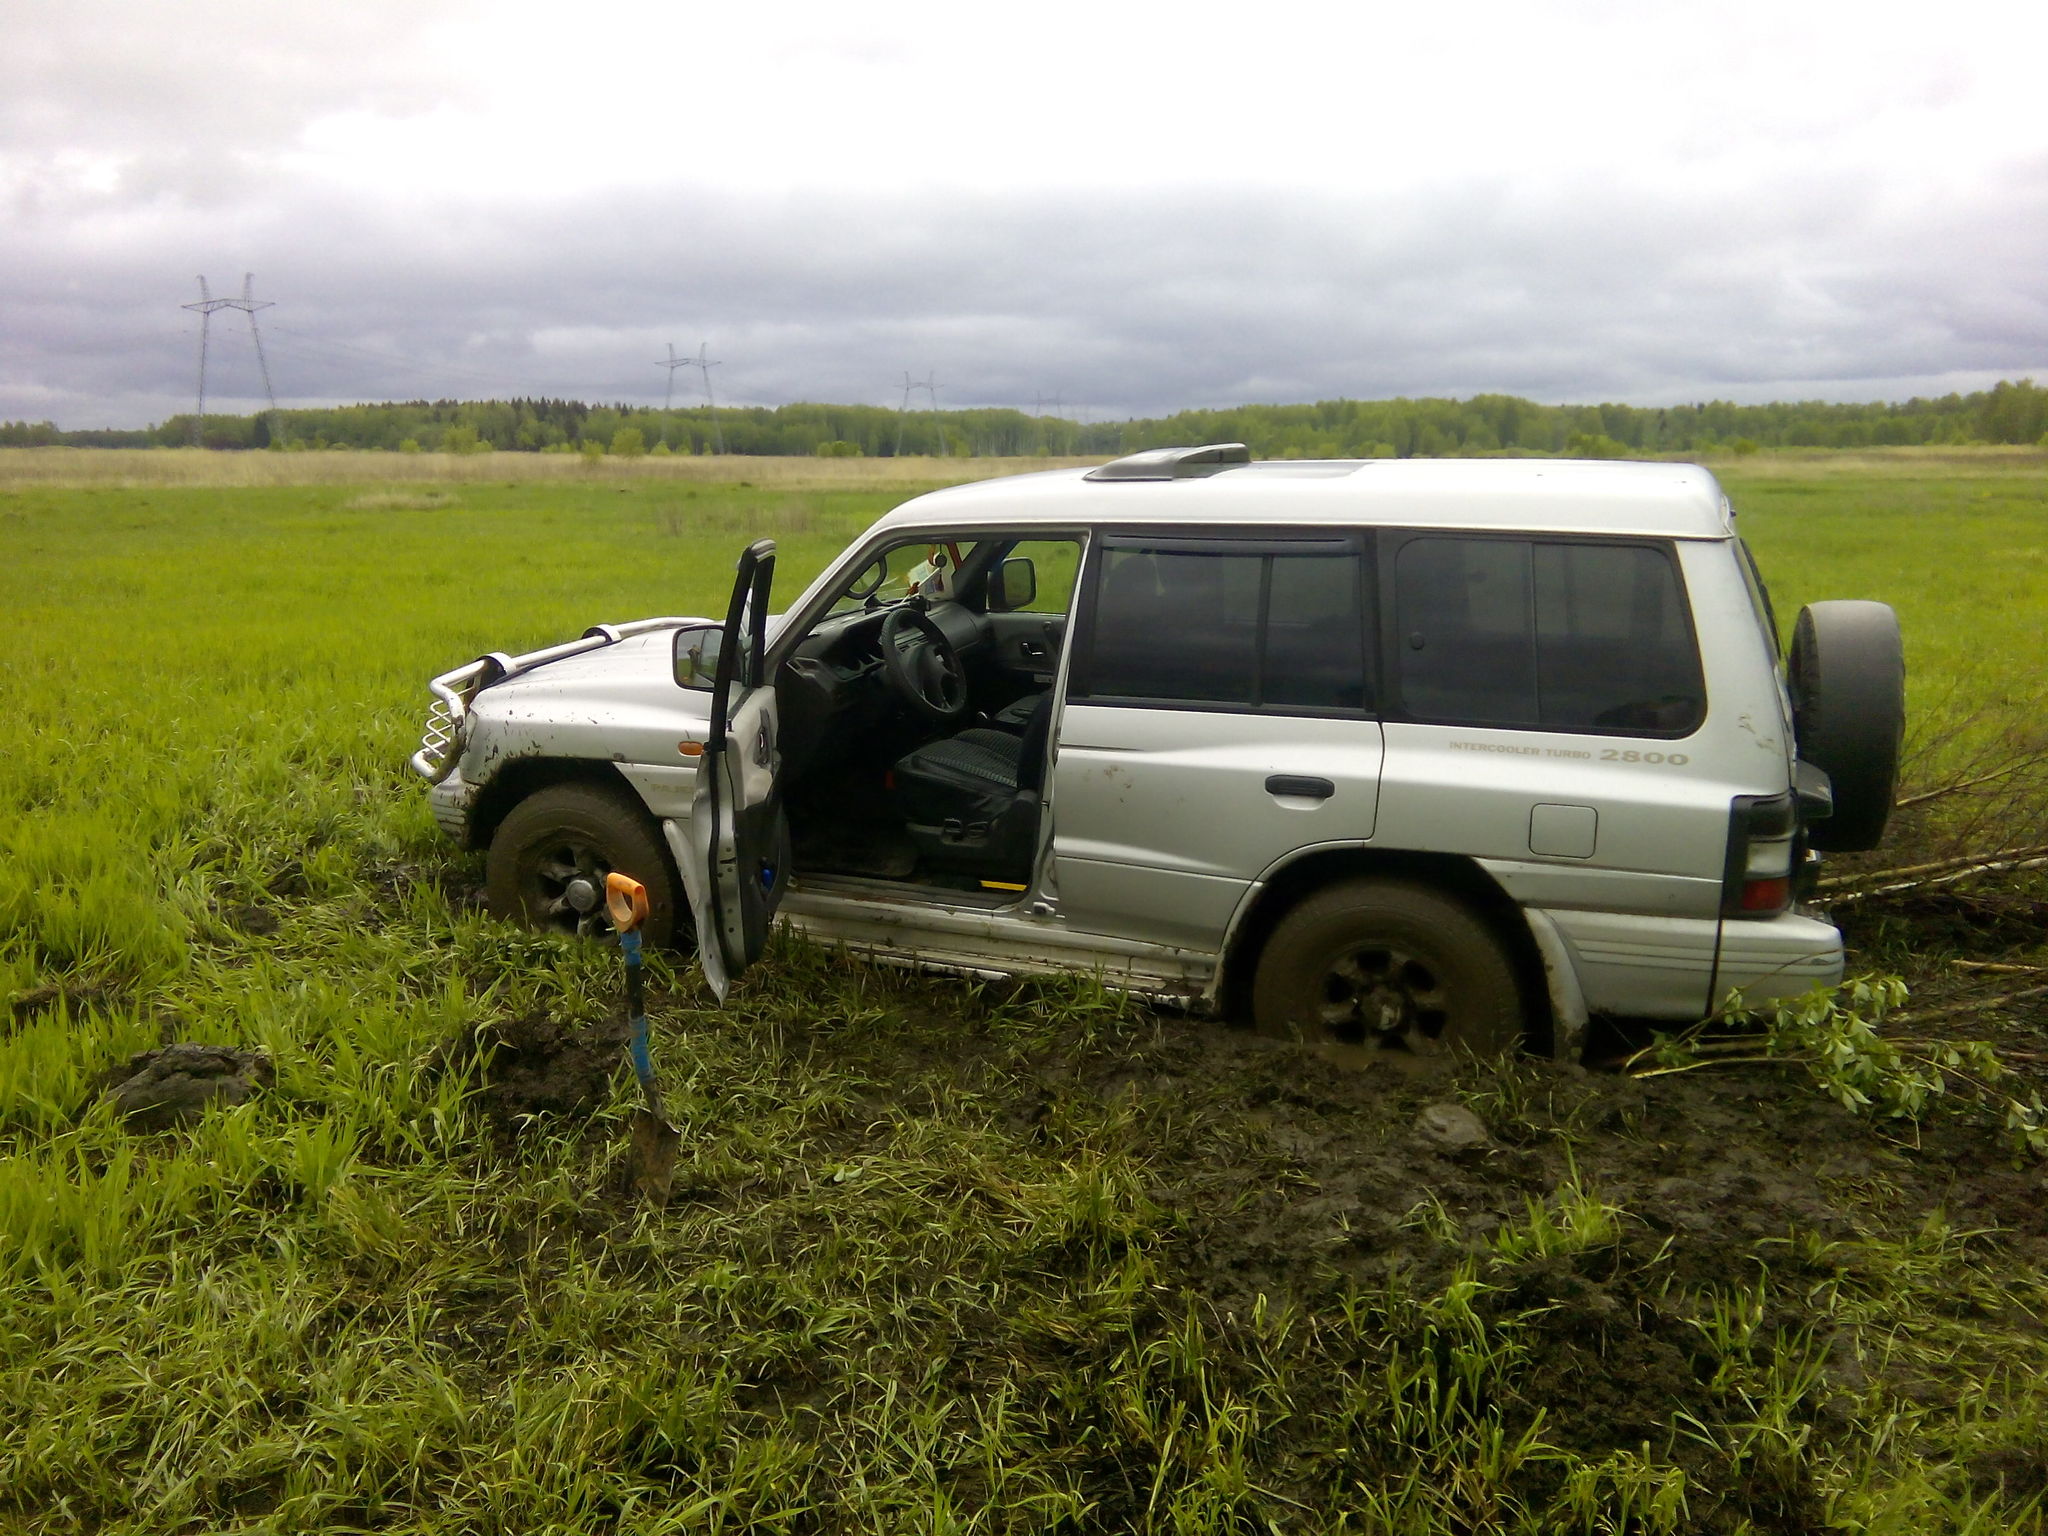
[1723,465,2048,725]
[4,459,2048,1533]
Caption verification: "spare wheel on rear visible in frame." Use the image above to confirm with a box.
[1787,600,1905,853]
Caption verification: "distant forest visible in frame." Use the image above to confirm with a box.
[6,379,2046,458]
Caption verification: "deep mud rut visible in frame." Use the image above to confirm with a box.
[1022,1013,2048,1446]
[447,899,2048,1524]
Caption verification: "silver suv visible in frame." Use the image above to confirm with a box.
[411,446,1904,1059]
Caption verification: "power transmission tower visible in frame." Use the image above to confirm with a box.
[917,372,946,457]
[894,371,916,457]
[1032,391,1066,454]
[892,371,944,457]
[689,342,724,454]
[657,343,690,412]
[182,274,276,447]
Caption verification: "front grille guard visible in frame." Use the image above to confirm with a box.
[408,617,698,785]
[409,660,492,783]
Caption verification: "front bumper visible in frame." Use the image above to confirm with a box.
[427,769,477,844]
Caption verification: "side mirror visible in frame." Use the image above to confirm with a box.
[992,556,1037,612]
[672,623,724,689]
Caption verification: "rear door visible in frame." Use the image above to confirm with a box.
[677,539,789,999]
[1050,533,1384,950]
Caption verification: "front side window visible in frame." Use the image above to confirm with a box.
[991,538,1083,615]
[1392,535,1704,735]
[1076,537,1368,711]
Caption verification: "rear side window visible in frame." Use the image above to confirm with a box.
[1076,537,1369,712]
[1735,537,1782,662]
[1391,535,1704,735]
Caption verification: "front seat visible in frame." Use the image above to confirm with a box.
[887,696,1052,883]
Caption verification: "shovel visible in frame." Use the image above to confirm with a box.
[605,873,682,1205]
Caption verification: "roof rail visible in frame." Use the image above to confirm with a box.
[1083,442,1252,482]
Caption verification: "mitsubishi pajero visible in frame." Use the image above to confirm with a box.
[410,446,1905,1059]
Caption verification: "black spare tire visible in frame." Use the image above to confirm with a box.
[1788,600,1905,853]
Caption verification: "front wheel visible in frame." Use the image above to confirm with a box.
[1251,879,1523,1057]
[484,781,683,945]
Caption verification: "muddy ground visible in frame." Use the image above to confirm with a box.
[450,884,2048,1526]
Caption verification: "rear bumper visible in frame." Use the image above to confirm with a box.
[1715,909,1846,1006]
[1540,907,1843,1020]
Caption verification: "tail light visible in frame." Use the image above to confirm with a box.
[1723,791,1797,919]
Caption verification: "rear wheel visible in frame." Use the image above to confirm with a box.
[1251,879,1523,1057]
[485,782,683,945]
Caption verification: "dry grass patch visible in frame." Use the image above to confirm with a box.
[0,447,1101,493]
[1704,444,2048,478]
[343,489,462,512]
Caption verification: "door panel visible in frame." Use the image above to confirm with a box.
[675,539,786,1000]
[984,612,1068,681]
[1052,705,1385,950]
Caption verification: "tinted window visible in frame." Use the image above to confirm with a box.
[1395,539,1539,724]
[1087,548,1260,704]
[1394,536,1703,734]
[1081,541,1367,711]
[1265,552,1368,709]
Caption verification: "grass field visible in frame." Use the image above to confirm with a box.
[3,449,2047,1533]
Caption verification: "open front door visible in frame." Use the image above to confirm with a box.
[676,540,787,1000]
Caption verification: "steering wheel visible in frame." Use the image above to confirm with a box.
[880,604,970,722]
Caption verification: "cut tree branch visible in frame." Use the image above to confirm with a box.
[1894,760,2038,810]
[1822,850,2048,905]
[1890,983,2048,1028]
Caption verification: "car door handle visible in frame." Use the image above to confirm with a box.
[1266,774,1335,799]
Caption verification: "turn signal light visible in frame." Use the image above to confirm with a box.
[1739,876,1791,913]
[1722,791,1798,920]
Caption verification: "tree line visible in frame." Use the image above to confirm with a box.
[6,378,2045,458]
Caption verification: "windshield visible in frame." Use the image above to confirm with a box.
[826,539,970,615]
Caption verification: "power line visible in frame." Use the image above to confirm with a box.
[266,324,541,395]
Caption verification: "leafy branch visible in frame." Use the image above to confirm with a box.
[1631,976,2048,1157]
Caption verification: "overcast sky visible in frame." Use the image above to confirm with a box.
[6,0,2046,429]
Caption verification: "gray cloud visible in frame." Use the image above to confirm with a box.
[5,9,2046,429]
[0,0,458,157]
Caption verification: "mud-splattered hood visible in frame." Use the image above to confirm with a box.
[460,628,714,773]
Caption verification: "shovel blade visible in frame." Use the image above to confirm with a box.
[628,1109,683,1206]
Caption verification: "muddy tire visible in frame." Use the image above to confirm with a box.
[1788,600,1904,853]
[1251,879,1523,1057]
[485,782,683,945]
